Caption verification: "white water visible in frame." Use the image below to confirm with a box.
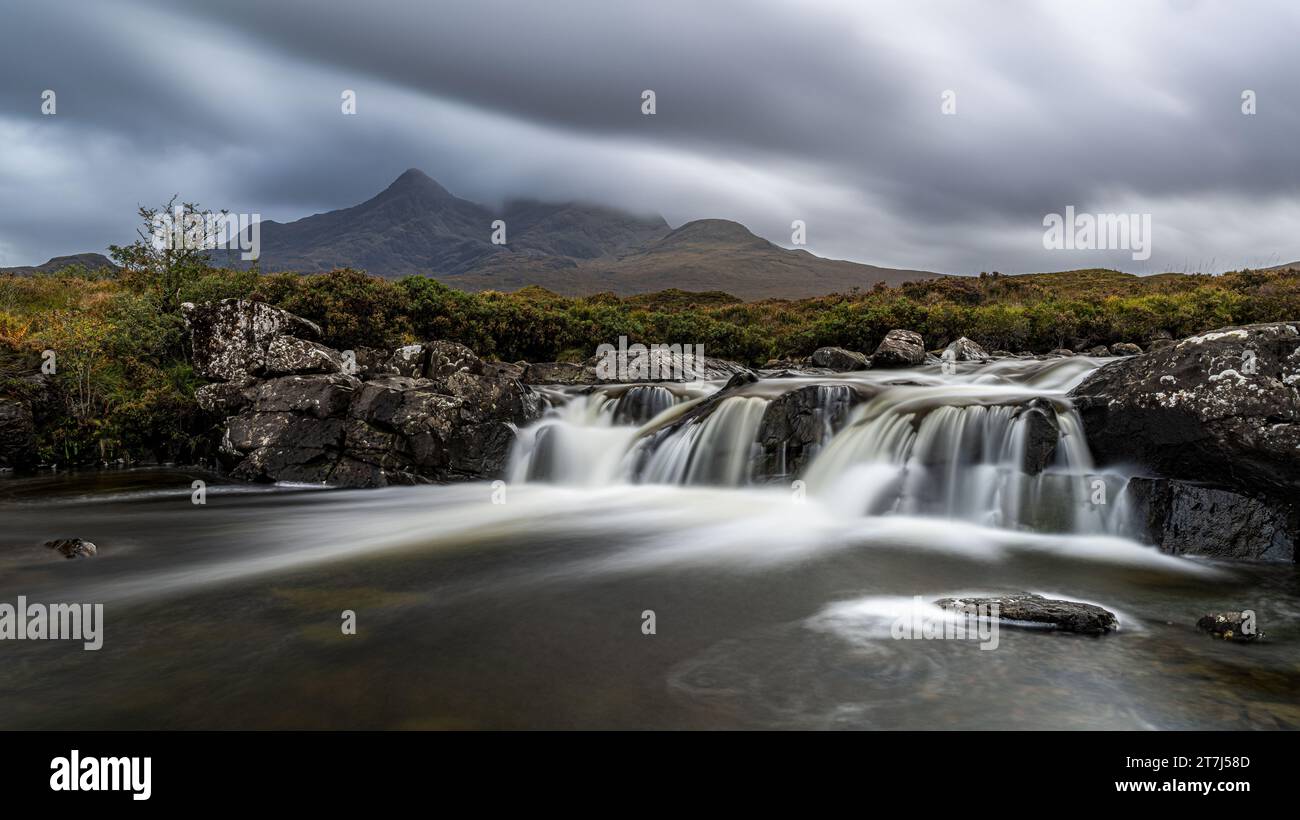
[510,357,1135,536]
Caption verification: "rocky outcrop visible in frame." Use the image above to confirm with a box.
[944,337,989,362]
[871,329,926,368]
[185,300,542,487]
[1070,323,1300,502]
[811,346,870,371]
[182,299,325,381]
[934,593,1118,635]
[1125,477,1295,563]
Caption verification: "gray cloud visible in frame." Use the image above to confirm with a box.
[1,0,1298,273]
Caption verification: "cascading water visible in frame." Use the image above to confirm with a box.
[510,356,1134,536]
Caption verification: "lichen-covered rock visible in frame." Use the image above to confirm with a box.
[264,336,345,375]
[1125,477,1295,563]
[934,593,1118,635]
[1110,342,1142,356]
[871,330,926,368]
[1085,345,1112,357]
[944,337,990,362]
[811,346,870,371]
[182,299,322,381]
[1070,323,1300,504]
[522,361,596,385]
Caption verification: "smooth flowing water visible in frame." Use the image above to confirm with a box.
[2,357,1298,729]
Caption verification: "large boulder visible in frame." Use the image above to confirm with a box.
[811,346,870,371]
[1125,477,1295,563]
[1069,323,1300,503]
[871,330,926,368]
[182,299,323,381]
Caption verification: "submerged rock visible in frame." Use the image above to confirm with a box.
[45,538,97,559]
[871,329,926,368]
[1196,611,1263,642]
[811,346,870,371]
[934,593,1118,635]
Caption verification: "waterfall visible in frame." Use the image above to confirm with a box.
[508,359,1132,536]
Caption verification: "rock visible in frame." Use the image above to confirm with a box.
[811,346,870,371]
[753,384,862,479]
[522,361,597,385]
[184,300,543,487]
[1085,345,1112,357]
[1048,348,1074,357]
[1110,342,1142,356]
[944,337,990,362]
[587,346,751,383]
[1196,611,1263,642]
[1070,323,1300,506]
[264,336,345,375]
[871,330,926,368]
[1147,338,1174,352]
[933,593,1118,635]
[45,538,97,559]
[990,350,1015,358]
[182,299,322,381]
[1016,399,1060,475]
[1125,477,1295,563]
[0,396,37,469]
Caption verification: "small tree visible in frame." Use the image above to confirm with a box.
[109,196,228,317]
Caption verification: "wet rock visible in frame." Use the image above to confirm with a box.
[944,337,990,362]
[934,593,1118,635]
[811,346,870,371]
[1070,323,1300,505]
[871,329,926,368]
[753,384,863,479]
[1196,611,1263,642]
[1085,345,1112,357]
[1125,477,1295,563]
[1049,348,1074,357]
[1016,399,1060,475]
[182,299,322,381]
[45,538,97,559]
[1110,342,1142,356]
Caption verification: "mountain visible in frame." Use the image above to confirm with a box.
[0,253,117,276]
[239,168,941,299]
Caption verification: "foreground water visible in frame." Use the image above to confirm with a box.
[2,358,1299,729]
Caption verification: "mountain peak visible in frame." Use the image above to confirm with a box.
[382,168,453,199]
[655,219,770,250]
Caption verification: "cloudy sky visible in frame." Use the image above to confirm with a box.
[2,0,1298,274]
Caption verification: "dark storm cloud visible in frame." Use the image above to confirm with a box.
[2,0,1298,272]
